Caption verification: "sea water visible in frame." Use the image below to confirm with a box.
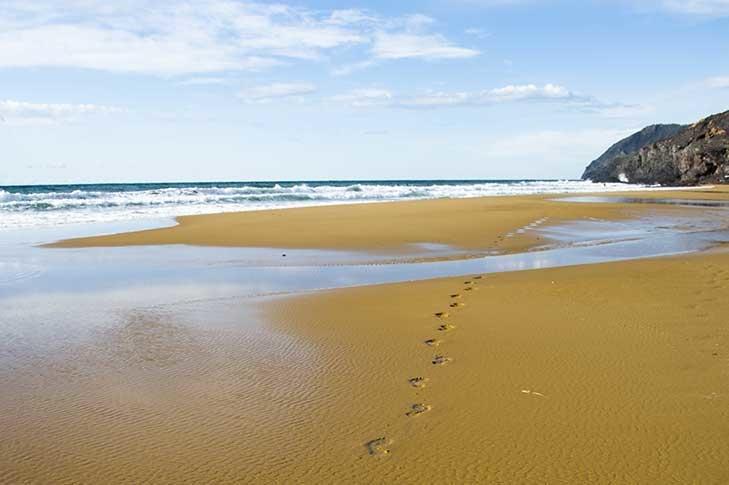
[0,179,665,229]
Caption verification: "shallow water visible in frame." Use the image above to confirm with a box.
[2,209,729,357]
[2,204,729,482]
[559,195,729,207]
[3,210,729,298]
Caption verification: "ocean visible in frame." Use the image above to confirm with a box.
[0,179,657,229]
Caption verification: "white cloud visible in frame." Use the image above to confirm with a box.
[400,91,472,107]
[237,82,316,103]
[331,83,641,116]
[455,0,729,16]
[402,14,438,30]
[0,99,123,125]
[396,84,572,108]
[487,83,571,101]
[326,9,380,26]
[372,32,480,60]
[178,77,231,86]
[705,76,729,88]
[658,0,729,15]
[0,1,364,75]
[331,88,393,107]
[404,84,643,116]
[0,1,477,76]
[608,0,729,16]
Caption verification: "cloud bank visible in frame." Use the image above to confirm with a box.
[331,83,641,116]
[0,1,479,76]
[0,100,122,125]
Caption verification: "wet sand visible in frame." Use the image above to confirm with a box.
[41,190,698,253]
[4,253,729,483]
[264,251,729,482]
[4,186,729,483]
[261,187,729,482]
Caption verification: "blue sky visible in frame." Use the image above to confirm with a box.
[1,0,728,185]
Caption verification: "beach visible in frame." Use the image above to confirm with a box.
[46,187,729,252]
[6,0,729,481]
[264,251,729,482]
[3,187,729,483]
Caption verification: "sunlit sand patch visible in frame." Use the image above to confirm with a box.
[405,403,432,417]
[365,437,392,457]
[432,355,452,366]
[521,389,545,397]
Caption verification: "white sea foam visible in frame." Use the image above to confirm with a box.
[0,181,667,229]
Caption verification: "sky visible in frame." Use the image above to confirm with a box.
[1,0,729,185]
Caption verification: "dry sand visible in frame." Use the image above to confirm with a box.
[5,186,729,483]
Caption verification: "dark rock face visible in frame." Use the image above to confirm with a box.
[582,109,729,185]
[582,124,685,182]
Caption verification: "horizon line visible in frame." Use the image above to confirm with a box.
[0,178,585,189]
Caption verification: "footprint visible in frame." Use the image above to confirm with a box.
[438,323,456,332]
[409,377,428,388]
[450,294,462,299]
[366,437,392,456]
[464,281,472,285]
[424,338,442,347]
[449,302,465,308]
[434,312,450,319]
[405,403,432,417]
[473,275,483,280]
[432,355,452,366]
[464,287,476,292]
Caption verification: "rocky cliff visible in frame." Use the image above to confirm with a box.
[582,110,729,185]
[582,124,684,182]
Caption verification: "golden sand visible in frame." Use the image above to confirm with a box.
[263,252,729,482]
[4,253,728,483]
[4,187,729,483]
[44,190,715,253]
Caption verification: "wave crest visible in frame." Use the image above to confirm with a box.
[0,181,658,229]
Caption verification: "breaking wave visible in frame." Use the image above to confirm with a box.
[0,180,660,229]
